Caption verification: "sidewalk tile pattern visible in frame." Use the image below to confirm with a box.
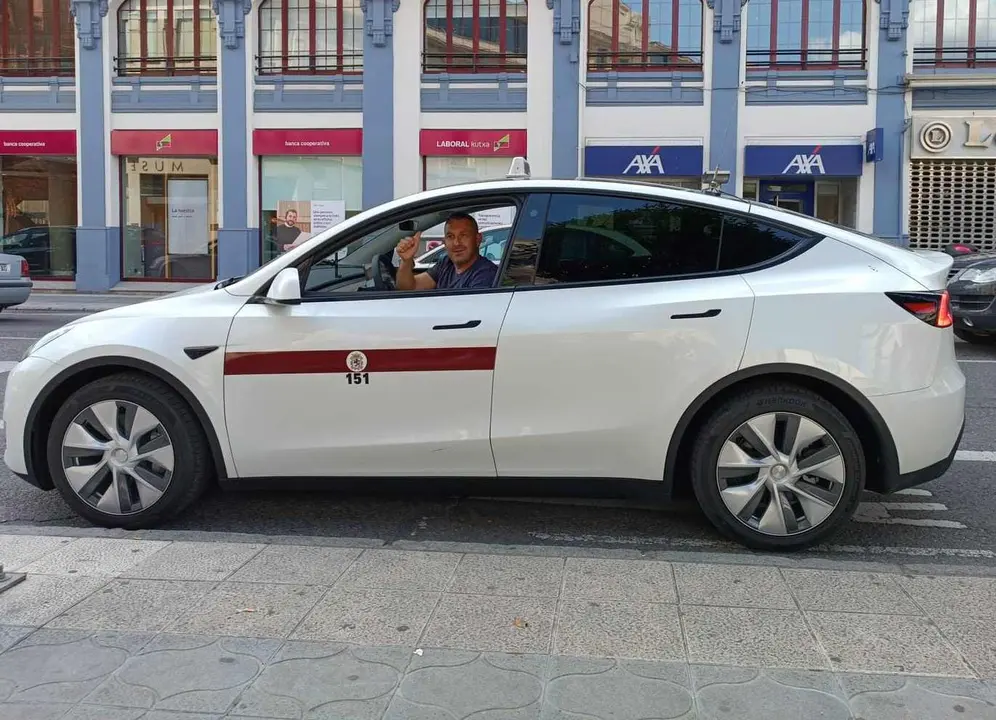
[1,534,996,718]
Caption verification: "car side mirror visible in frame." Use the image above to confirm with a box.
[265,267,302,305]
[399,219,417,232]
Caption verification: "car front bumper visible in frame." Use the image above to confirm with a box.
[2,355,57,485]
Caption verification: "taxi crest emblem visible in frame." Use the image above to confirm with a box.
[346,351,368,372]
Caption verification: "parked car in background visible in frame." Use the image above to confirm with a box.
[947,249,996,344]
[0,226,77,279]
[0,252,32,311]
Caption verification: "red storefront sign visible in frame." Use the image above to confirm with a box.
[253,129,363,155]
[0,130,77,155]
[420,129,527,157]
[110,130,218,156]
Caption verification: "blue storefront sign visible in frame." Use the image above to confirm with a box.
[584,145,704,177]
[744,144,865,177]
[865,128,884,163]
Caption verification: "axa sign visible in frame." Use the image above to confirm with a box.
[782,147,826,175]
[744,144,864,178]
[623,147,666,175]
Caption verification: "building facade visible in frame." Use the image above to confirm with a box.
[0,0,993,290]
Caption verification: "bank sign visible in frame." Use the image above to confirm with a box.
[584,145,704,177]
[911,116,996,159]
[744,144,865,177]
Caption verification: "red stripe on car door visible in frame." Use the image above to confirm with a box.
[224,347,498,375]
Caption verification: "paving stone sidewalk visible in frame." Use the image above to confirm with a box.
[0,532,994,719]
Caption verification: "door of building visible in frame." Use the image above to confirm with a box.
[759,181,814,217]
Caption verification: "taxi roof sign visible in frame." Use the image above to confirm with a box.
[506,156,530,179]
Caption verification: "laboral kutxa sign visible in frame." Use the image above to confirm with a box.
[420,130,527,157]
[912,115,996,159]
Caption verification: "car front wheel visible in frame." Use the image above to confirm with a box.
[689,384,865,551]
[46,372,213,529]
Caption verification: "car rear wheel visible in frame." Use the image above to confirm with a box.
[689,384,864,551]
[954,328,996,344]
[46,372,213,529]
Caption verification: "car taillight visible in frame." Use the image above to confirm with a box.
[886,290,952,328]
[20,259,29,279]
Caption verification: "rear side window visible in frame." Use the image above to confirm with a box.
[534,193,811,285]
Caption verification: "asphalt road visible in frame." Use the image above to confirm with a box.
[2,309,995,567]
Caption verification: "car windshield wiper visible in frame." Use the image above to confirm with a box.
[214,275,244,289]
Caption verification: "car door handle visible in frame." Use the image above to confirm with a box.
[433,320,482,330]
[671,309,722,320]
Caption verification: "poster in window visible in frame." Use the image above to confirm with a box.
[273,200,313,251]
[167,178,209,254]
[473,206,514,231]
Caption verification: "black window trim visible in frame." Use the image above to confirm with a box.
[250,190,531,304]
[513,188,825,293]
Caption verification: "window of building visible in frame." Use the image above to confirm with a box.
[0,156,77,278]
[534,193,807,284]
[260,156,363,264]
[910,0,996,67]
[587,0,704,71]
[745,0,866,69]
[424,156,516,190]
[423,0,528,73]
[121,157,219,281]
[258,0,364,74]
[117,0,218,76]
[0,0,74,76]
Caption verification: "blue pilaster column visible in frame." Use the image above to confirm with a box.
[548,0,580,178]
[872,0,910,244]
[361,0,399,209]
[706,0,746,192]
[70,0,114,291]
[213,0,254,278]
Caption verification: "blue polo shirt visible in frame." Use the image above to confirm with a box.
[427,255,498,290]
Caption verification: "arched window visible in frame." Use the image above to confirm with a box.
[423,0,528,73]
[745,0,866,69]
[910,0,996,67]
[117,0,218,75]
[258,0,364,75]
[0,0,74,76]
[587,0,703,71]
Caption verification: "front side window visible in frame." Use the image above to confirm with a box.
[117,0,218,76]
[910,0,996,67]
[587,0,704,71]
[534,193,808,285]
[258,0,364,74]
[423,0,528,73]
[745,0,866,69]
[0,0,74,76]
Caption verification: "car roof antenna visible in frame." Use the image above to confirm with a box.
[507,156,530,180]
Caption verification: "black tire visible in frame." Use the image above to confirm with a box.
[46,372,213,529]
[689,383,865,551]
[954,328,996,344]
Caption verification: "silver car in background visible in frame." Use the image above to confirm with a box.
[0,253,32,312]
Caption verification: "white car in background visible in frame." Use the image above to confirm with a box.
[2,160,965,550]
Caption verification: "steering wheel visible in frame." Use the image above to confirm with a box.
[371,252,397,291]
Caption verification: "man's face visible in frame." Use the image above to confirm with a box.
[285,210,297,227]
[443,217,481,267]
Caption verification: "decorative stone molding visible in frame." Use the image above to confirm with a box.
[546,0,581,45]
[875,0,910,41]
[361,0,401,48]
[705,0,749,43]
[212,0,252,49]
[69,0,109,51]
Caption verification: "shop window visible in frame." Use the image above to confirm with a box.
[0,156,78,278]
[116,0,218,76]
[587,0,703,71]
[423,156,516,190]
[258,0,364,75]
[745,0,866,69]
[121,157,219,281]
[423,0,528,73]
[260,156,363,264]
[911,0,996,67]
[0,0,74,76]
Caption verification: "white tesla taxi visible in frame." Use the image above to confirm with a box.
[2,161,965,550]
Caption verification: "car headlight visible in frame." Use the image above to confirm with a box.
[958,266,996,284]
[22,326,74,361]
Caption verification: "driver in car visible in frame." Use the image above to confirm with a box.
[394,212,498,291]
